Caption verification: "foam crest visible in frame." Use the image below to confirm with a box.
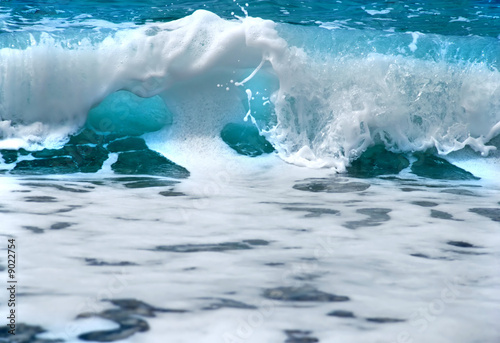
[268,50,500,170]
[0,11,284,150]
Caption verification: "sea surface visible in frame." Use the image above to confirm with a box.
[0,1,499,342]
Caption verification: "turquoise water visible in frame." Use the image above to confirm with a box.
[1,2,500,343]
[2,1,500,37]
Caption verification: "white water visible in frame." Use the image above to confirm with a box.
[0,163,499,343]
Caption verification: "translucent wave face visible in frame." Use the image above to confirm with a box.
[87,91,173,136]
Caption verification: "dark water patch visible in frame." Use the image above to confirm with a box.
[469,208,500,222]
[79,325,146,342]
[263,286,349,302]
[12,157,79,175]
[458,184,482,188]
[411,153,479,180]
[410,253,453,261]
[447,250,487,256]
[107,299,186,315]
[105,176,181,189]
[66,145,109,173]
[265,262,285,267]
[301,257,318,262]
[410,183,450,189]
[243,239,270,246]
[54,205,82,214]
[221,123,274,157]
[107,137,148,152]
[344,208,391,229]
[87,180,106,186]
[24,196,58,203]
[153,242,254,253]
[23,223,73,233]
[430,210,457,220]
[11,190,31,193]
[21,182,90,193]
[262,202,322,206]
[78,298,185,342]
[379,176,417,182]
[68,128,119,146]
[5,129,194,176]
[124,180,178,189]
[410,253,430,259]
[327,310,355,318]
[294,178,370,193]
[11,141,109,175]
[401,187,422,192]
[412,201,438,207]
[31,148,69,159]
[0,323,63,343]
[446,241,479,248]
[283,207,340,218]
[365,317,406,323]
[293,274,321,282]
[50,222,73,230]
[284,330,319,343]
[85,258,137,267]
[440,189,478,197]
[347,145,409,178]
[159,190,186,197]
[201,298,257,310]
[78,313,149,342]
[112,149,189,178]
[1,149,18,164]
[115,216,142,222]
[23,226,44,234]
[107,177,155,182]
[358,208,391,221]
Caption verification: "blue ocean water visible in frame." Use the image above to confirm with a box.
[0,1,500,343]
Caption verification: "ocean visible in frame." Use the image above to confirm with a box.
[0,1,499,342]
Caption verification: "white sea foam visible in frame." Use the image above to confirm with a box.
[363,7,393,16]
[1,164,499,343]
